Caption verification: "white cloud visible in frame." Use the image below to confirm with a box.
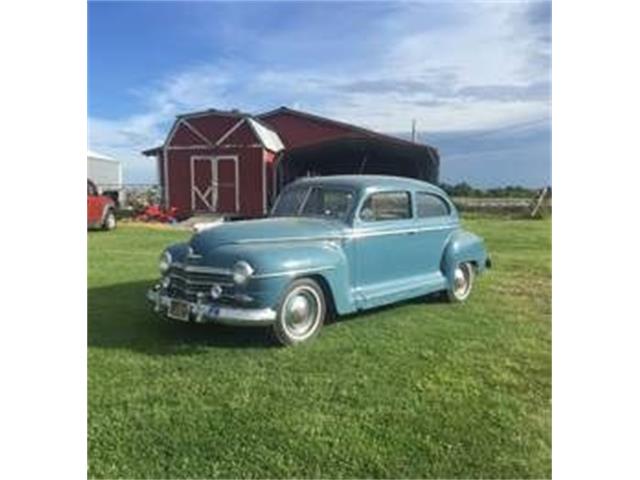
[89,64,237,183]
[89,2,550,183]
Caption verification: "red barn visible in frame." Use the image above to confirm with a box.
[143,107,439,218]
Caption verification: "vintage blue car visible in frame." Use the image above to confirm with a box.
[148,175,490,345]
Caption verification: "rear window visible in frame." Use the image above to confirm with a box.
[360,191,411,221]
[415,192,450,218]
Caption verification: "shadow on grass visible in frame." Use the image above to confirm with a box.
[88,280,277,354]
[88,280,447,355]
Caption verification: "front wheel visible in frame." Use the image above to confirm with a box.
[272,278,326,346]
[446,262,475,302]
[103,210,117,230]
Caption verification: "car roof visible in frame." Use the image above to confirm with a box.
[289,175,446,195]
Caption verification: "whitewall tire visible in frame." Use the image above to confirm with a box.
[273,278,326,346]
[447,262,475,302]
[103,210,117,231]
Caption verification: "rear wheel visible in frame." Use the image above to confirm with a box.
[272,278,326,346]
[103,210,117,230]
[446,262,474,302]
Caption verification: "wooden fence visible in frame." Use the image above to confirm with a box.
[452,194,551,217]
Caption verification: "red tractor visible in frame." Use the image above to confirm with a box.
[135,204,178,223]
[87,179,116,230]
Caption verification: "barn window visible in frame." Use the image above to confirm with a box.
[415,192,450,218]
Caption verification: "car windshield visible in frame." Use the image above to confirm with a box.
[271,186,355,221]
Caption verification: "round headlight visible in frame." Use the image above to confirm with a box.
[159,250,172,274]
[232,261,254,285]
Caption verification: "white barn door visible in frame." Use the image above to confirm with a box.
[191,157,216,212]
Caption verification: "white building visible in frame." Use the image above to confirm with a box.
[88,150,122,189]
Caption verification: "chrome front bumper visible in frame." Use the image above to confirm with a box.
[147,289,277,326]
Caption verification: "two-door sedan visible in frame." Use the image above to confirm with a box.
[148,175,491,345]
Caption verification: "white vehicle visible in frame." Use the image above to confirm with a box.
[87,150,124,205]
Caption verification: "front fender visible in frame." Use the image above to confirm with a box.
[165,242,190,263]
[441,230,489,285]
[212,241,352,313]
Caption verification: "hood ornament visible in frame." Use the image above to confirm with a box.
[193,218,225,233]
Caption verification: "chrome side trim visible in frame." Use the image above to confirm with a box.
[348,224,458,239]
[233,235,345,244]
[147,289,276,326]
[172,264,335,281]
[204,224,458,245]
[253,265,335,279]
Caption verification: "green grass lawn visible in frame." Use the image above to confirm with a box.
[88,217,551,479]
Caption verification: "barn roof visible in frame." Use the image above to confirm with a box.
[247,118,284,152]
[143,106,438,158]
[258,106,437,152]
[143,111,284,155]
[176,108,248,119]
[142,146,162,156]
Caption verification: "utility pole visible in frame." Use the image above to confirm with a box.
[411,119,417,142]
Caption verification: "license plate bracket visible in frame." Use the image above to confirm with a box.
[168,299,190,321]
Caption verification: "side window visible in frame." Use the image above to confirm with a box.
[301,188,354,220]
[360,191,411,222]
[416,192,450,218]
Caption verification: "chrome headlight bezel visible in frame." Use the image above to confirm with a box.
[232,260,254,285]
[159,250,172,274]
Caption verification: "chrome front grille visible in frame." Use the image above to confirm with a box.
[166,265,233,301]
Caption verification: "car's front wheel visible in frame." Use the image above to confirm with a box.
[103,210,117,231]
[272,278,326,346]
[446,262,475,302]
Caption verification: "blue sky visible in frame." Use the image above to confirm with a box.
[88,0,551,187]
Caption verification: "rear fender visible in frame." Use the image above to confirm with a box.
[441,230,489,285]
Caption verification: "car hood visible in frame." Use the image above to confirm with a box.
[189,217,345,253]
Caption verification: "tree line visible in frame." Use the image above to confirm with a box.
[439,182,552,198]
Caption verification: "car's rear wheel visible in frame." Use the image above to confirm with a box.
[103,210,117,230]
[272,278,326,346]
[447,262,474,302]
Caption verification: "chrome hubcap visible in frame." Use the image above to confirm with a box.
[283,286,320,339]
[453,264,471,299]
